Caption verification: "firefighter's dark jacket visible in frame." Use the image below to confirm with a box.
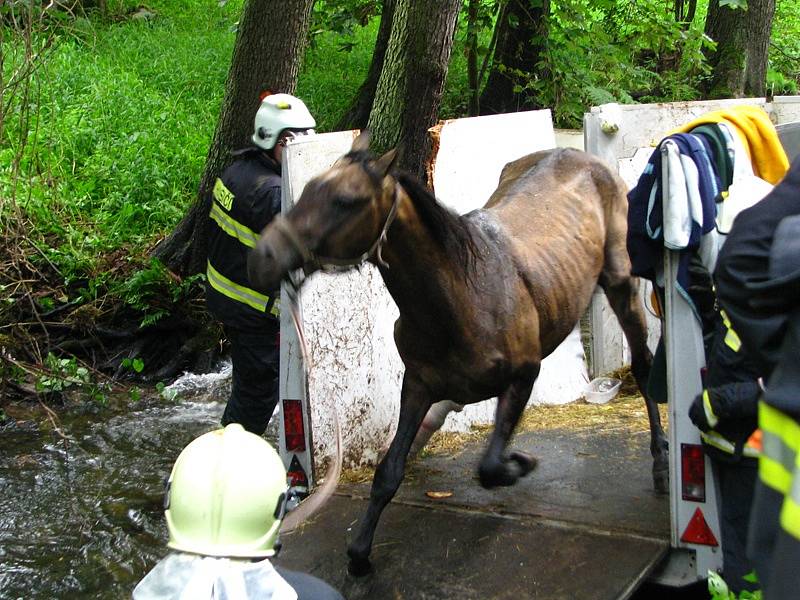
[692,315,761,463]
[206,147,281,331]
[715,156,800,419]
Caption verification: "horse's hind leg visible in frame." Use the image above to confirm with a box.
[346,374,431,576]
[478,369,539,489]
[600,270,669,493]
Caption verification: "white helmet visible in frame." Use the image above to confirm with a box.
[164,423,290,558]
[252,93,316,151]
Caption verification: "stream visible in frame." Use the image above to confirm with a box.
[0,365,278,599]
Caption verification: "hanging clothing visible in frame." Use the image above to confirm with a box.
[714,122,774,235]
[627,133,720,309]
[673,105,789,184]
[691,124,733,192]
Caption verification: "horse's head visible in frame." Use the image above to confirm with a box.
[248,131,400,291]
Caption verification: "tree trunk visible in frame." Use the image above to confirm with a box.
[367,0,461,180]
[744,0,776,97]
[478,0,550,115]
[152,0,314,277]
[703,0,748,98]
[336,0,397,131]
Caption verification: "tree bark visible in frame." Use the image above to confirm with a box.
[478,0,550,115]
[336,0,397,131]
[744,0,776,96]
[152,0,314,277]
[366,0,461,180]
[703,0,748,98]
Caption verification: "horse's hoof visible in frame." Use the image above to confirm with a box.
[347,557,373,577]
[509,451,538,477]
[653,466,669,495]
[478,460,519,489]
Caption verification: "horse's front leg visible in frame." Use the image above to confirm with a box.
[347,374,432,576]
[478,368,539,489]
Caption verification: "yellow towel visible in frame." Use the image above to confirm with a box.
[673,105,789,184]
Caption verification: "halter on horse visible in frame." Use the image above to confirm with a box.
[248,132,667,576]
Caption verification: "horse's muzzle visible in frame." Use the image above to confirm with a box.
[247,237,285,292]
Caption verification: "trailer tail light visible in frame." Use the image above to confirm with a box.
[283,399,306,452]
[287,455,309,488]
[681,443,705,502]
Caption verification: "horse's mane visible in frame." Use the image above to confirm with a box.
[344,149,479,268]
[393,170,479,268]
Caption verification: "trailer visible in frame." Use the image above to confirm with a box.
[273,98,800,597]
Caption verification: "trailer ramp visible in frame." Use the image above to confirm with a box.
[276,425,669,599]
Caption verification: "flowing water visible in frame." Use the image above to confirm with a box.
[0,364,277,599]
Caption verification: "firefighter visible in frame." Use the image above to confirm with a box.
[205,93,315,435]
[714,156,800,600]
[133,423,344,599]
[688,308,761,594]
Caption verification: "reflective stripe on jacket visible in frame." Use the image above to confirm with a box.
[205,148,282,329]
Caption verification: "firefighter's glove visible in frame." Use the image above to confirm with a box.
[688,390,719,433]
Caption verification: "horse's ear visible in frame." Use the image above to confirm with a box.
[352,130,371,152]
[374,148,399,178]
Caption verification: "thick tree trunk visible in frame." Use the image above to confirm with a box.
[336,0,397,131]
[152,0,314,277]
[367,0,461,180]
[478,0,549,115]
[703,0,748,98]
[744,0,776,96]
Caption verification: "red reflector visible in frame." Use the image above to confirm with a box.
[283,399,306,452]
[681,443,706,502]
[287,455,309,489]
[681,507,719,546]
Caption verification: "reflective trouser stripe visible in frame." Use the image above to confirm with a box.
[209,199,259,249]
[759,401,800,539]
[783,454,800,540]
[207,261,279,317]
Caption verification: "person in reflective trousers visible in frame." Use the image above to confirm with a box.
[714,155,800,600]
[687,305,761,594]
[133,423,344,599]
[205,93,315,435]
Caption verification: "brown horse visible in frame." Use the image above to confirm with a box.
[247,132,668,576]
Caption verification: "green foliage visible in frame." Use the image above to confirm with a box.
[112,258,205,327]
[35,352,109,404]
[767,69,798,96]
[770,0,800,89]
[121,357,145,373]
[298,17,377,132]
[537,0,712,127]
[708,570,761,600]
[2,0,238,287]
[157,380,179,402]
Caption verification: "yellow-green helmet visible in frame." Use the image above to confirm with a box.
[165,423,288,558]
